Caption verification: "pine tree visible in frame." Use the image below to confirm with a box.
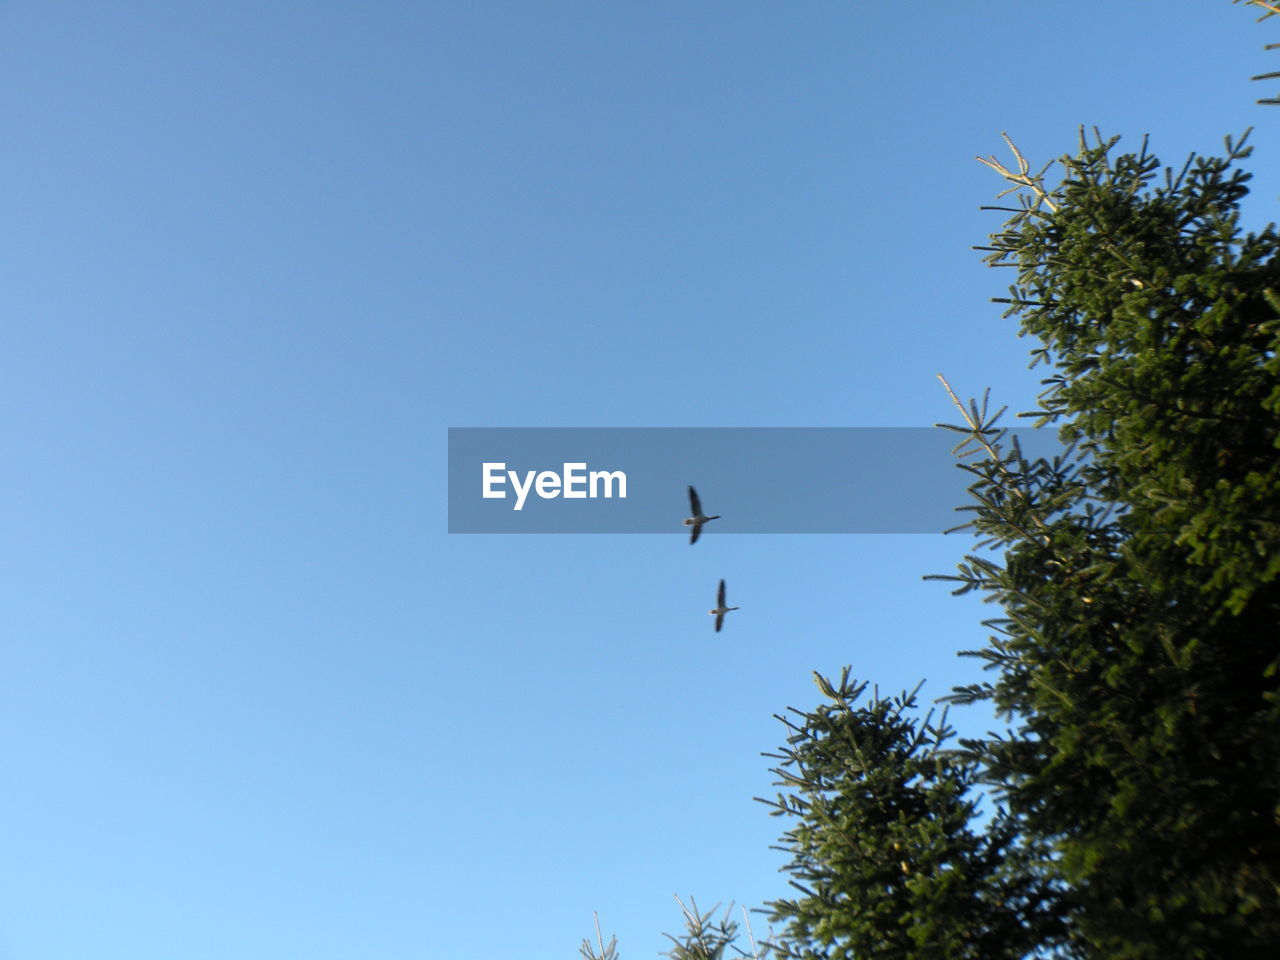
[929,126,1280,958]
[758,673,1068,959]
[751,124,1280,960]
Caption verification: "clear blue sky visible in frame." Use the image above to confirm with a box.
[0,3,1275,958]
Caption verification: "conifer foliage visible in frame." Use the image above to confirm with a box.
[935,127,1280,957]
[759,673,1066,959]
[666,130,1280,960]
[760,130,1280,959]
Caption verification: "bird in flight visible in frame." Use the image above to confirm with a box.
[708,579,739,633]
[683,485,721,545]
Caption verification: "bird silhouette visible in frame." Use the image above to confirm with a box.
[683,485,721,545]
[708,578,739,632]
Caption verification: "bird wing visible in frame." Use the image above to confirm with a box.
[715,613,724,633]
[688,486,702,516]
[717,579,726,606]
[689,523,701,545]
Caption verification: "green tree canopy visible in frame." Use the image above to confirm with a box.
[762,128,1280,959]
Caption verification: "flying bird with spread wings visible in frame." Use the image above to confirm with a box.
[683,485,721,545]
[708,579,739,633]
